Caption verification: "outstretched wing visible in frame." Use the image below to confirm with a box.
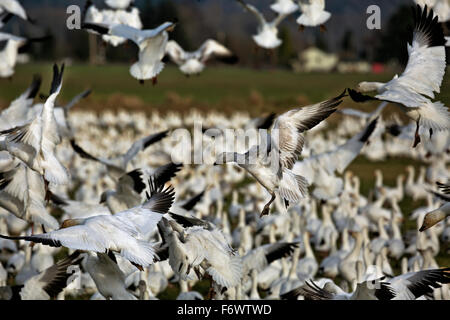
[165,40,187,65]
[271,91,345,170]
[376,5,446,107]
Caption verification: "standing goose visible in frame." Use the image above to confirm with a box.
[82,21,177,84]
[347,5,449,147]
[214,91,345,216]
[165,39,238,76]
[236,0,293,49]
[296,0,332,31]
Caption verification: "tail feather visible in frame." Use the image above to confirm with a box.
[278,170,308,204]
[418,101,450,132]
[130,62,165,81]
[297,11,331,26]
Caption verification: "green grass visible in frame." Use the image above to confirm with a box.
[2,63,449,115]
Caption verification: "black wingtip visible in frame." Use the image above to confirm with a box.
[82,23,109,35]
[387,124,402,137]
[180,190,205,211]
[26,74,42,99]
[413,4,445,47]
[359,117,379,143]
[49,63,65,95]
[126,169,146,194]
[347,88,376,103]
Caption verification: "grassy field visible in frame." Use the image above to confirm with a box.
[1,63,449,296]
[1,63,449,115]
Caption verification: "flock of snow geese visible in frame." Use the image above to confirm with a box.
[0,0,449,301]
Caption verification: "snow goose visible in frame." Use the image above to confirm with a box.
[176,279,203,300]
[105,0,134,10]
[338,230,364,285]
[242,241,299,277]
[296,231,318,279]
[348,6,449,147]
[100,162,181,214]
[2,251,83,300]
[165,39,238,76]
[70,130,169,180]
[159,218,243,291]
[0,64,69,189]
[420,182,450,231]
[415,0,450,22]
[82,21,176,84]
[386,267,450,300]
[0,0,29,23]
[292,117,378,201]
[281,277,396,300]
[0,32,50,78]
[270,0,299,15]
[0,74,42,131]
[85,252,138,300]
[0,180,175,271]
[388,215,405,259]
[0,162,59,230]
[30,89,92,139]
[214,91,344,216]
[296,0,332,31]
[236,0,293,49]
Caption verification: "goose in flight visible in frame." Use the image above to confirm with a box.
[236,0,293,49]
[83,0,142,47]
[70,130,169,180]
[99,162,182,214]
[0,0,30,24]
[32,88,92,139]
[105,0,134,10]
[0,179,175,271]
[214,91,345,217]
[0,162,59,230]
[0,64,69,188]
[281,278,396,300]
[347,6,449,148]
[385,267,450,299]
[296,0,332,31]
[0,74,41,131]
[165,39,238,76]
[158,217,243,291]
[419,182,450,231]
[270,0,299,15]
[85,252,138,300]
[292,117,379,200]
[82,21,176,84]
[0,251,83,300]
[0,32,51,78]
[414,0,450,22]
